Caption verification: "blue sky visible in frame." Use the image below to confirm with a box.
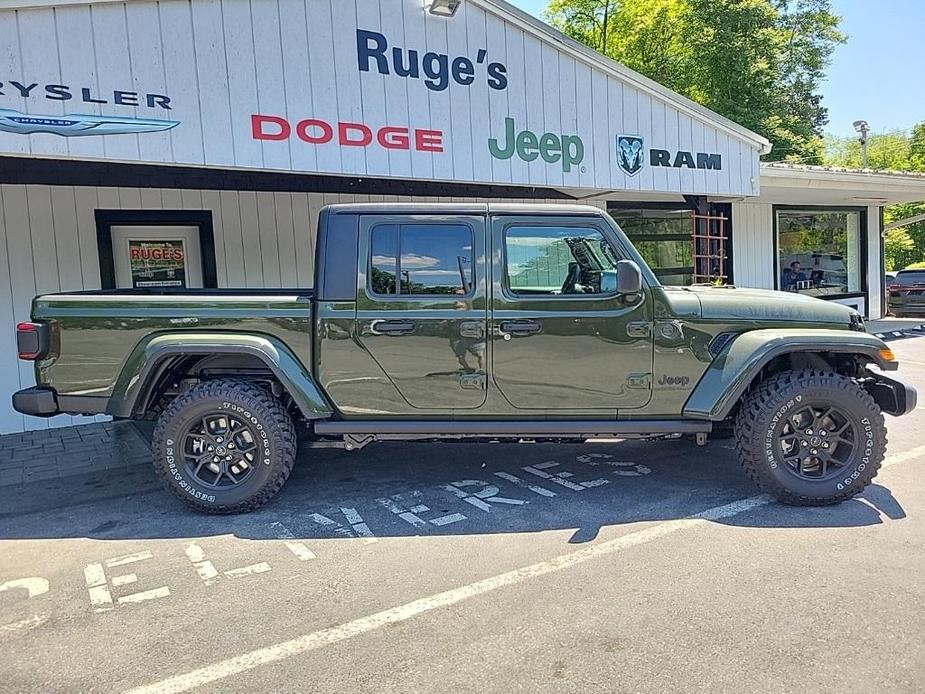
[507,0,925,137]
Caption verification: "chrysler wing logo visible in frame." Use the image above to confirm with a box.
[617,135,645,177]
[0,109,179,137]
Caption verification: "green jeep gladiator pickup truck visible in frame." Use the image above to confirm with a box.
[12,203,916,514]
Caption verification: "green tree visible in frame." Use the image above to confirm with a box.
[545,0,845,163]
[884,228,916,272]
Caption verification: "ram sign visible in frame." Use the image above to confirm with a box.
[0,0,763,196]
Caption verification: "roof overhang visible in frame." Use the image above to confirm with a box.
[757,164,925,206]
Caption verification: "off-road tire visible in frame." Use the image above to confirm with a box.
[735,369,886,506]
[152,379,297,514]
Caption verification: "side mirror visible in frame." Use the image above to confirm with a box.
[615,260,643,296]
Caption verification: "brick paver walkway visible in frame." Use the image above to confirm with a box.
[0,422,151,487]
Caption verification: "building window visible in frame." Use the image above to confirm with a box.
[95,210,218,290]
[610,208,693,286]
[776,209,864,298]
[369,223,473,296]
[503,225,621,296]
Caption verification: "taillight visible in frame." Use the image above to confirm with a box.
[16,321,48,360]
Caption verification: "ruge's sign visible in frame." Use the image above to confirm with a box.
[0,0,761,196]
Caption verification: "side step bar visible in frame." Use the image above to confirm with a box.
[314,420,712,437]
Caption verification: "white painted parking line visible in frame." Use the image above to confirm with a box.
[124,444,925,694]
[270,521,317,560]
[223,563,271,579]
[118,587,171,605]
[184,543,274,582]
[0,577,48,599]
[340,507,378,543]
[123,495,769,694]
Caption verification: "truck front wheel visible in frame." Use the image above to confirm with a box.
[735,369,886,505]
[151,379,297,514]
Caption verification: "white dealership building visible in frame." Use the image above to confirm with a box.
[1,0,924,433]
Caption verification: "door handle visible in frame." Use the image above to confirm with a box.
[371,320,415,335]
[499,320,542,336]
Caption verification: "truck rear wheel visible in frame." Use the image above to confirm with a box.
[734,369,886,506]
[151,379,297,514]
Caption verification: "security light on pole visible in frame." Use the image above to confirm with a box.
[427,0,462,17]
[853,120,871,168]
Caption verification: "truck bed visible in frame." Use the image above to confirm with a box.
[31,289,315,402]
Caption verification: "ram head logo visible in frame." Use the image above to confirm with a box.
[617,135,645,177]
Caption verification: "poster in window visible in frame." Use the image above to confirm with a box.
[129,240,187,288]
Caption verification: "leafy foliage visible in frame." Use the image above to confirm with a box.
[545,0,845,162]
[884,228,916,272]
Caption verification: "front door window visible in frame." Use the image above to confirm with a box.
[504,226,620,296]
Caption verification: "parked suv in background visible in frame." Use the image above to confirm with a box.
[888,269,925,317]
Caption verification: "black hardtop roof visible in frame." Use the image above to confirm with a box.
[322,202,608,217]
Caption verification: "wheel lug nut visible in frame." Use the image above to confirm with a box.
[823,443,830,449]
[821,431,827,436]
[805,429,813,435]
[225,455,232,461]
[228,443,235,449]
[207,445,214,452]
[811,449,818,455]
[216,437,223,443]
[212,456,219,463]
[801,441,808,447]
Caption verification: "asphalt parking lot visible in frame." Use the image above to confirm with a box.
[2,337,925,693]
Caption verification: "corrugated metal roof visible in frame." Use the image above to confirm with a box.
[762,162,925,180]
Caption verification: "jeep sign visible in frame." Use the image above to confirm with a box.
[488,118,584,173]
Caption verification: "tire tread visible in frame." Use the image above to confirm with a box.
[151,379,297,514]
[734,368,886,506]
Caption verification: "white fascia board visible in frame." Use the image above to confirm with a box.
[761,165,925,194]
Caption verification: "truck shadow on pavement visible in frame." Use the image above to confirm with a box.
[0,438,907,543]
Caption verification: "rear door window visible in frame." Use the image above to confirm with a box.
[370,224,473,297]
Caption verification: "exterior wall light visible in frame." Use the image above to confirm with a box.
[853,120,871,168]
[427,0,462,17]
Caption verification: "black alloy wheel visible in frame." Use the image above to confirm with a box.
[183,412,262,489]
[776,404,858,481]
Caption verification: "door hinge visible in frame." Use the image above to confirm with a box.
[627,321,652,338]
[627,373,652,389]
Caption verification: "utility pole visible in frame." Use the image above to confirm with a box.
[853,120,871,168]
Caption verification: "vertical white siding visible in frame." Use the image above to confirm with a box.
[731,201,775,290]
